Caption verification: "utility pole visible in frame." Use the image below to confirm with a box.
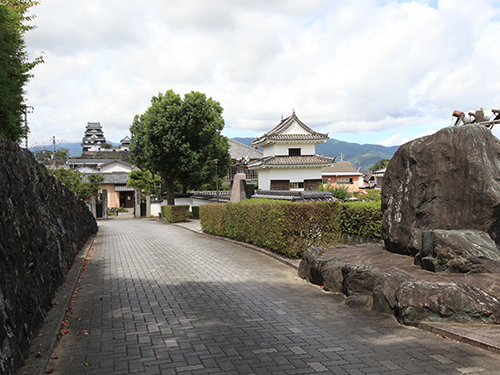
[51,136,58,169]
[24,106,34,149]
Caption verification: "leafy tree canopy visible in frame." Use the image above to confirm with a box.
[130,90,231,205]
[52,168,104,200]
[35,147,70,160]
[369,159,390,171]
[127,170,163,198]
[0,0,43,143]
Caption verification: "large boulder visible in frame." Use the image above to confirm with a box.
[299,245,500,325]
[395,281,500,326]
[416,229,500,273]
[382,125,500,270]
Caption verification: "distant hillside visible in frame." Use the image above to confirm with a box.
[232,137,398,169]
[34,138,398,169]
[30,141,119,157]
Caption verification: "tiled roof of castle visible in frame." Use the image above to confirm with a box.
[248,155,334,169]
[253,111,328,146]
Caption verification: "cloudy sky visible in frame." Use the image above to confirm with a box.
[23,0,500,149]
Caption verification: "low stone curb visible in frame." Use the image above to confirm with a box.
[419,322,500,355]
[16,234,96,375]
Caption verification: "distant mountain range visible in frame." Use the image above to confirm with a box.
[232,137,398,169]
[36,138,398,169]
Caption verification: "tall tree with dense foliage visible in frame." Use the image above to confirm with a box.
[130,90,231,205]
[0,0,43,143]
[126,170,163,198]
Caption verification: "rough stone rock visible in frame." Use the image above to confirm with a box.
[321,258,347,293]
[342,264,384,296]
[416,229,500,273]
[0,136,97,375]
[298,246,327,285]
[382,125,500,265]
[395,281,500,326]
[372,272,413,314]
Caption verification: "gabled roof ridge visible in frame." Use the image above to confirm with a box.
[269,111,322,137]
[253,111,328,145]
[98,159,134,169]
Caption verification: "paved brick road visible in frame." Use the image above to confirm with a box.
[47,219,500,374]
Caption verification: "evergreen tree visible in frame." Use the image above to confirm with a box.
[0,1,42,143]
[130,90,231,205]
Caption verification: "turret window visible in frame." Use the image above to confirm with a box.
[288,148,301,156]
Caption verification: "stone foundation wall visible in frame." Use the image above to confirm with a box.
[0,136,98,375]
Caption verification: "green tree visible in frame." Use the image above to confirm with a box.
[0,1,43,143]
[52,168,104,200]
[127,170,163,198]
[130,90,231,205]
[369,159,390,171]
[55,147,70,158]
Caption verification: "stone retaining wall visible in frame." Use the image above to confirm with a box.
[0,136,98,375]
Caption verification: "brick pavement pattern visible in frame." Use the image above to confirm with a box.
[47,219,500,374]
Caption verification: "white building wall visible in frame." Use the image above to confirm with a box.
[263,143,316,157]
[99,164,133,173]
[263,144,275,157]
[258,167,323,190]
[273,143,316,155]
[258,169,272,190]
[75,166,99,174]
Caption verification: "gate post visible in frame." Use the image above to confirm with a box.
[90,196,96,218]
[134,189,141,218]
[146,195,151,218]
[102,189,108,219]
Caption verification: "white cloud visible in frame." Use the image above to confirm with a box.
[20,0,500,147]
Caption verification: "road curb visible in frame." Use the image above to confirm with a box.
[418,322,500,355]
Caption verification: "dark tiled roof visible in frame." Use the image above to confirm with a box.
[248,155,334,168]
[83,172,129,185]
[322,161,359,174]
[102,173,130,184]
[228,139,263,160]
[253,111,328,146]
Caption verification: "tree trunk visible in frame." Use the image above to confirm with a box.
[165,178,175,205]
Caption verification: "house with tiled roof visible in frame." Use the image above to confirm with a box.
[322,161,364,192]
[227,138,263,182]
[77,159,137,208]
[248,111,334,191]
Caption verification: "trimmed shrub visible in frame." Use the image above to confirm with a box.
[191,206,200,218]
[161,204,190,223]
[201,200,341,258]
[338,201,382,238]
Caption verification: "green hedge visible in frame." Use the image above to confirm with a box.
[200,201,341,258]
[161,205,190,223]
[200,200,383,258]
[191,206,200,218]
[338,201,382,238]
